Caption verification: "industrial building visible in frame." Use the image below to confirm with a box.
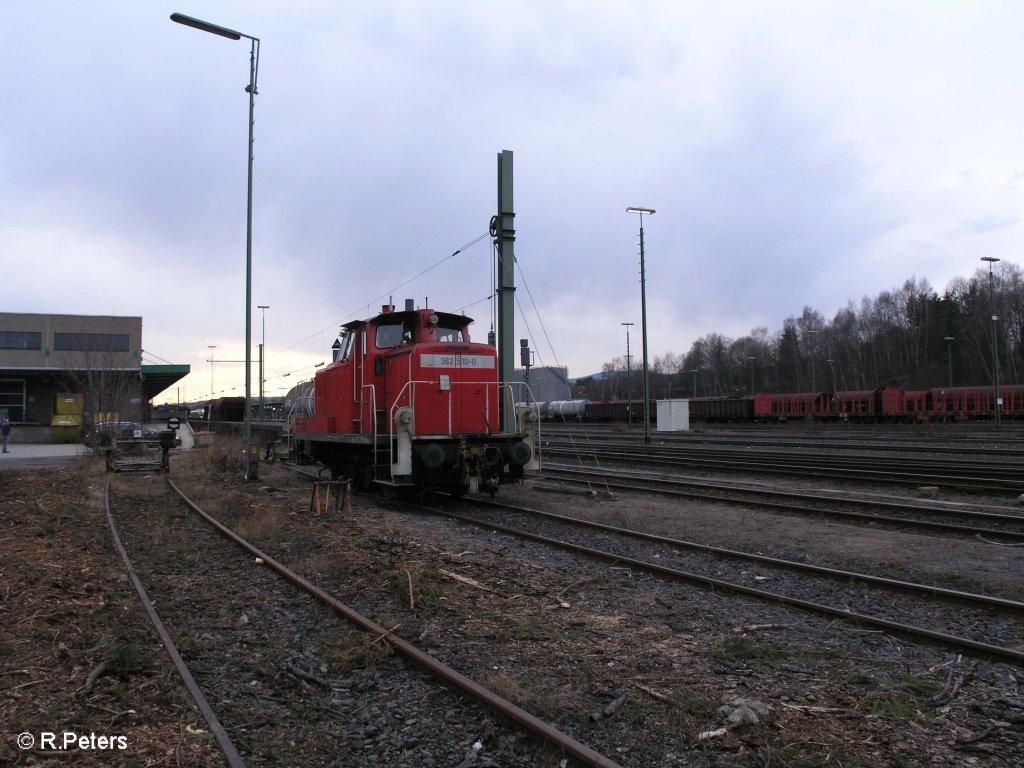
[510,366,571,404]
[0,312,188,442]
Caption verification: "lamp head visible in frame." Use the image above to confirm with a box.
[171,12,243,40]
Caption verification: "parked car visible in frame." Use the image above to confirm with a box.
[83,421,161,447]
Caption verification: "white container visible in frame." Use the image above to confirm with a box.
[657,399,690,432]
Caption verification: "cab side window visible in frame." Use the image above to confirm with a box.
[376,322,410,349]
[338,332,355,362]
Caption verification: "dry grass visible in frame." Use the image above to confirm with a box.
[476,668,587,722]
[321,628,395,671]
[233,506,281,540]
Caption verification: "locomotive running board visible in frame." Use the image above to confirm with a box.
[375,479,416,488]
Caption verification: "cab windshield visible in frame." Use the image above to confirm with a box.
[376,322,413,348]
[436,326,464,343]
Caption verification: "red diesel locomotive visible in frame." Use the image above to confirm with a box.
[292,302,539,494]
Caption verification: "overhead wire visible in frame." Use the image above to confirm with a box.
[512,253,607,495]
[284,231,491,353]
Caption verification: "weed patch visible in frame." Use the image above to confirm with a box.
[712,635,786,669]
[846,672,943,724]
[322,629,394,671]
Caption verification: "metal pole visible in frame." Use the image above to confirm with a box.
[808,330,818,392]
[943,336,954,388]
[621,322,633,425]
[627,207,655,443]
[258,305,269,419]
[496,151,516,434]
[982,257,1000,427]
[243,38,258,478]
[171,12,261,478]
[208,345,216,397]
[640,224,649,442]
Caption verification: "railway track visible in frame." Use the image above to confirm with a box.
[539,463,1024,542]
[412,496,1024,666]
[542,425,1024,458]
[540,440,1024,494]
[86,456,1024,765]
[105,476,622,768]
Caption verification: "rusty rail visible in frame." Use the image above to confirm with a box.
[104,481,247,768]
[166,478,621,768]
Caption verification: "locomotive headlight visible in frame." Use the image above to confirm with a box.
[397,408,414,426]
[508,441,533,466]
[420,443,446,469]
[428,313,439,325]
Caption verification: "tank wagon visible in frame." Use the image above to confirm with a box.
[290,302,539,494]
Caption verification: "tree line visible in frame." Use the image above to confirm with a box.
[577,262,1024,401]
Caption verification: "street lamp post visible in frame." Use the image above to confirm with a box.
[258,305,269,418]
[807,330,818,391]
[690,369,699,398]
[626,207,655,443]
[207,345,216,398]
[172,12,261,479]
[621,322,634,425]
[943,336,955,388]
[981,257,1001,427]
[746,356,755,395]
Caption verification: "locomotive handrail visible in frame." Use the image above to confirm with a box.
[387,379,489,432]
[500,381,538,427]
[285,394,315,424]
[383,379,541,478]
[385,379,512,476]
[361,384,378,437]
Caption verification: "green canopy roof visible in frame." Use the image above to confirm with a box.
[141,364,190,402]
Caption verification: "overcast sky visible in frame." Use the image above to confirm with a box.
[4,1,1023,402]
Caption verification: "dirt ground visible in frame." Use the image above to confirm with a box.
[2,448,1023,767]
[0,460,225,767]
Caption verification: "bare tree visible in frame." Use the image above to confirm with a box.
[59,347,142,430]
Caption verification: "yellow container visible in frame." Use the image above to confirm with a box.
[51,414,83,444]
[56,393,85,416]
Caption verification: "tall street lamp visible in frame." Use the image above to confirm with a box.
[207,345,217,398]
[943,336,955,388]
[621,322,634,425]
[807,330,818,392]
[626,207,655,443]
[981,256,1001,427]
[172,12,261,479]
[258,305,269,418]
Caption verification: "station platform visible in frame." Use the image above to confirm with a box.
[0,442,89,471]
[0,423,192,472]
